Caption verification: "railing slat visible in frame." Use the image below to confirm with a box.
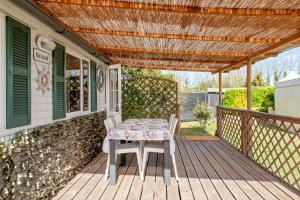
[217,106,300,191]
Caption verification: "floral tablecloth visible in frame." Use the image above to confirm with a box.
[107,119,170,140]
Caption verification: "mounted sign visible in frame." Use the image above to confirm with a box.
[33,48,50,64]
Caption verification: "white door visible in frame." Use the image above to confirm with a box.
[106,64,122,120]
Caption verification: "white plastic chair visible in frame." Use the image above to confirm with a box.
[142,118,179,181]
[111,115,122,128]
[103,118,143,180]
[168,114,176,129]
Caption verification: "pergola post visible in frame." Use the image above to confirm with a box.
[216,71,223,138]
[242,59,252,156]
[218,72,223,106]
[246,60,252,110]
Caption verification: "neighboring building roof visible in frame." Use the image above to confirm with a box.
[278,71,300,82]
[275,71,300,88]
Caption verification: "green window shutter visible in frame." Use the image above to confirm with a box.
[52,42,66,120]
[90,60,97,112]
[6,17,31,129]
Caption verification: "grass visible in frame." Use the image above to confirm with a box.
[180,119,216,135]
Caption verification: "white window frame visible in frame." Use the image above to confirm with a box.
[0,12,6,130]
[81,58,90,112]
[65,48,90,118]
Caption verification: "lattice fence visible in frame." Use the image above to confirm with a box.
[217,106,300,191]
[217,107,243,151]
[246,112,300,191]
[122,76,178,120]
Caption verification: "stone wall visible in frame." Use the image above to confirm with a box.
[0,111,106,199]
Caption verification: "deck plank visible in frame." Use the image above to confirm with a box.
[184,139,221,200]
[114,155,139,200]
[73,155,108,200]
[177,137,210,200]
[219,141,300,200]
[53,153,103,200]
[154,154,167,200]
[212,141,282,200]
[59,154,107,200]
[100,154,135,200]
[189,139,235,200]
[86,156,126,200]
[52,138,300,200]
[174,137,196,200]
[204,141,264,200]
[141,152,158,200]
[198,141,250,200]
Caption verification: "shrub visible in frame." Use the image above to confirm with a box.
[223,87,274,111]
[193,101,211,126]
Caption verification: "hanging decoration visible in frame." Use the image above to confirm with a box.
[96,65,105,92]
[33,35,56,94]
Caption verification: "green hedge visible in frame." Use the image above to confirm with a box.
[223,87,274,111]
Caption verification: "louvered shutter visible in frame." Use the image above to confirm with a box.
[52,42,66,120]
[90,60,97,112]
[6,17,31,129]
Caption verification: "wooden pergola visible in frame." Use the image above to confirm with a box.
[31,0,300,72]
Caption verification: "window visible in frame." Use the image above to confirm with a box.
[82,60,89,111]
[109,68,119,112]
[66,53,81,113]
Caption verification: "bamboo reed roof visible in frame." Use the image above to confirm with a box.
[32,0,300,72]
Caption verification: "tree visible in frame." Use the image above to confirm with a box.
[252,72,267,86]
[274,69,282,83]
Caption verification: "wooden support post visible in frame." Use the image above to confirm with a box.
[245,60,252,157]
[218,72,223,106]
[246,60,252,110]
[217,72,223,138]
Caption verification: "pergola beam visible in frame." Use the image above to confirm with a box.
[106,53,232,64]
[215,31,300,73]
[37,0,300,17]
[95,45,249,57]
[118,61,220,71]
[123,65,213,72]
[73,27,279,44]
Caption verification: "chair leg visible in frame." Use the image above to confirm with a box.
[171,153,179,181]
[104,154,110,181]
[136,150,143,180]
[142,150,149,181]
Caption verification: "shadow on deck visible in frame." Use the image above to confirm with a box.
[53,136,300,200]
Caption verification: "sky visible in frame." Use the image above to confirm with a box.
[162,47,300,86]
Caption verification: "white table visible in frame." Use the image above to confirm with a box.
[107,119,171,185]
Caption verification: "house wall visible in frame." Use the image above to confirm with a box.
[0,0,107,133]
[275,78,300,118]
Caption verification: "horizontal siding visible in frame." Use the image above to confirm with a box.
[30,31,52,124]
[0,2,108,131]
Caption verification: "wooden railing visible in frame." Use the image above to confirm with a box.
[217,106,300,191]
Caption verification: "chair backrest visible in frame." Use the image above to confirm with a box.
[111,115,122,128]
[170,117,178,138]
[168,114,176,129]
[111,116,118,128]
[104,118,115,133]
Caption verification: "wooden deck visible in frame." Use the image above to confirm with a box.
[53,136,300,200]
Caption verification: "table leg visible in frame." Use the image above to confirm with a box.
[164,140,171,186]
[120,140,126,166]
[109,139,116,185]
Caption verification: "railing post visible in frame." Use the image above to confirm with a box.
[216,106,221,138]
[241,111,247,155]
